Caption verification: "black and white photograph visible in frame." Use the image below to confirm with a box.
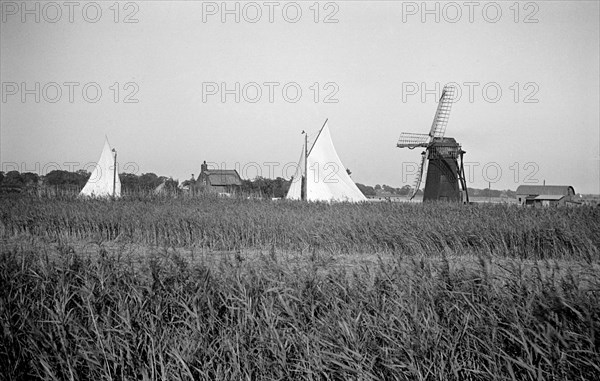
[1,1,599,379]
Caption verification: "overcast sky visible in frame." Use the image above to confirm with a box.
[1,1,599,193]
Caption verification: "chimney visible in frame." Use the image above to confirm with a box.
[201,161,208,174]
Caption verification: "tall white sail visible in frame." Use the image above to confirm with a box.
[286,121,366,202]
[80,138,121,197]
[286,143,305,200]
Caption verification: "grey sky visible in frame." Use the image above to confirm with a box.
[1,1,599,193]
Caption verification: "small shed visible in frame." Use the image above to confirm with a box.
[516,185,575,206]
[533,194,565,207]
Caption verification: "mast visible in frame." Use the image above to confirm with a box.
[112,148,117,197]
[303,119,328,200]
[307,118,329,157]
[303,132,308,200]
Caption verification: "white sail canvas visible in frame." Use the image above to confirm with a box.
[286,121,366,202]
[80,138,121,197]
[285,144,305,200]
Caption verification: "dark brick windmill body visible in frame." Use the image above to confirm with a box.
[397,85,469,202]
[423,137,466,202]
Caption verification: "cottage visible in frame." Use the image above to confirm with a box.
[515,185,576,207]
[196,161,242,194]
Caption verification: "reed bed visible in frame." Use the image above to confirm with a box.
[1,195,599,380]
[1,195,598,260]
[1,242,599,380]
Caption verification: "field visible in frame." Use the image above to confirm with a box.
[1,195,599,380]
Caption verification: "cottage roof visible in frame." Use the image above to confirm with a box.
[516,185,574,196]
[205,170,242,186]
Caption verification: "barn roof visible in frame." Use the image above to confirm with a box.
[205,170,242,186]
[534,194,565,201]
[516,185,574,196]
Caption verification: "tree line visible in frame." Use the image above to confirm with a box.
[0,170,290,198]
[0,170,517,198]
[0,170,177,194]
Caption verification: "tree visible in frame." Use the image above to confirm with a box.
[164,178,179,191]
[272,177,291,198]
[120,173,139,192]
[45,170,88,187]
[75,170,91,186]
[241,177,291,198]
[398,185,411,196]
[138,173,161,191]
[0,171,24,193]
[21,172,39,186]
[355,183,376,196]
[382,184,396,194]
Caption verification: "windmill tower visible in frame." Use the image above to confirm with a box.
[397,85,469,203]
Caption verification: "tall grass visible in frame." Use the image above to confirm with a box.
[1,242,598,380]
[1,195,598,259]
[1,195,599,380]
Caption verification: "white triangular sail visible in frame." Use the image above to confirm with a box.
[286,121,366,202]
[286,143,305,200]
[154,182,166,195]
[80,138,121,197]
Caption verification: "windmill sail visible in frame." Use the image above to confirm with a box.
[286,121,366,202]
[429,85,455,138]
[80,138,121,197]
[410,151,428,200]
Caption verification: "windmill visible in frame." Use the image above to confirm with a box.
[397,85,469,203]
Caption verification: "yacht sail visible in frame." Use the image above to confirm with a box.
[286,121,366,202]
[80,138,121,197]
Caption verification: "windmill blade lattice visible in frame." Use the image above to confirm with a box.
[409,151,428,200]
[429,85,456,138]
[397,132,431,148]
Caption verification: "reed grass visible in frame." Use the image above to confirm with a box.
[1,195,598,260]
[1,195,599,380]
[1,242,599,380]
